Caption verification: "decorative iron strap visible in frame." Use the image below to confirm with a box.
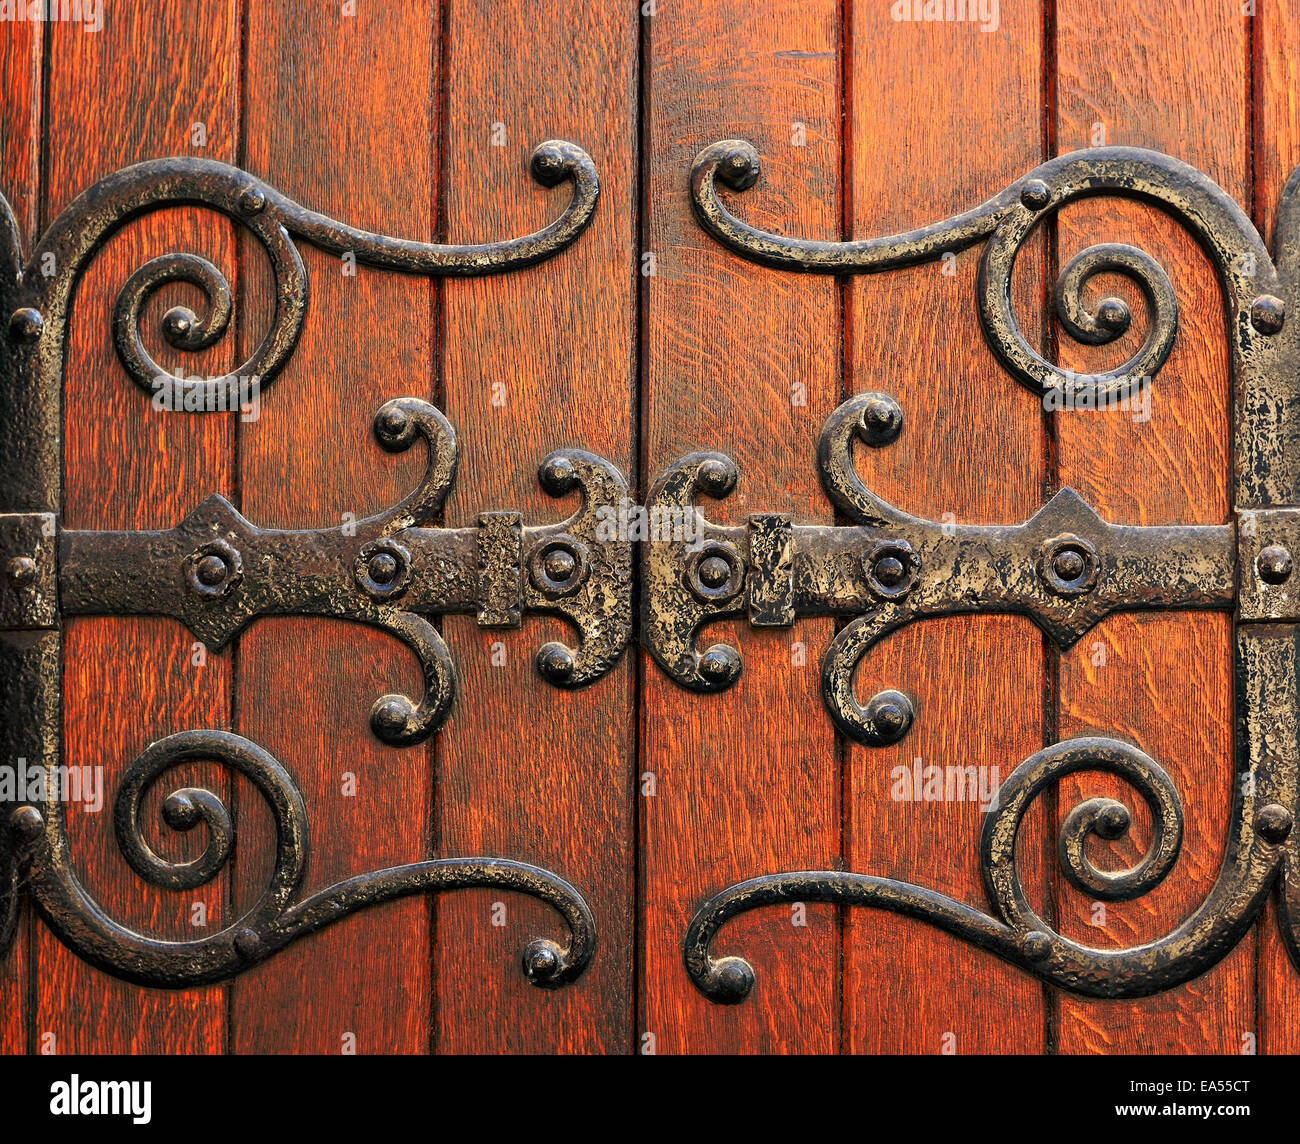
[673,140,1300,1003]
[0,143,615,989]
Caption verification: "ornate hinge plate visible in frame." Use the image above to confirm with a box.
[667,140,1300,1003]
[0,143,615,990]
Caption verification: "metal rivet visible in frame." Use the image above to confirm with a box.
[6,555,36,585]
[161,305,195,342]
[233,929,262,960]
[864,689,913,743]
[1053,548,1087,582]
[542,547,577,584]
[522,939,560,982]
[856,394,903,447]
[1257,544,1293,585]
[1021,931,1052,962]
[194,553,228,587]
[371,698,408,736]
[873,555,906,588]
[238,187,266,215]
[1095,803,1131,840]
[367,552,399,586]
[699,648,737,685]
[1256,803,1293,844]
[698,555,730,589]
[162,792,199,830]
[1095,296,1130,332]
[9,805,44,844]
[536,644,575,684]
[1020,179,1051,211]
[1250,294,1285,335]
[539,455,576,492]
[697,459,734,497]
[8,306,43,342]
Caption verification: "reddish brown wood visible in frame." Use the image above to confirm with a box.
[434,0,637,1054]
[1254,0,1300,1057]
[1053,0,1251,1053]
[231,0,438,1054]
[32,2,238,1056]
[843,3,1048,1055]
[0,13,41,1058]
[642,0,842,1053]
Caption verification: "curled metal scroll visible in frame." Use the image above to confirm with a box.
[5,730,594,989]
[9,140,596,409]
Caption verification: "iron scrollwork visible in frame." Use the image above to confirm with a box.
[0,142,618,989]
[675,140,1300,1002]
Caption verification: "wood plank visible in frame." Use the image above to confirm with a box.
[434,0,637,1054]
[26,3,239,1055]
[231,0,438,1054]
[1254,0,1300,1057]
[1053,0,1251,1053]
[0,12,41,1057]
[843,3,1047,1055]
[33,0,238,1056]
[642,0,841,1053]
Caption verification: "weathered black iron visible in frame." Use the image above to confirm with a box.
[0,144,607,989]
[678,141,1300,1002]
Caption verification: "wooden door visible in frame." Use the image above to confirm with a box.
[2,0,1300,1059]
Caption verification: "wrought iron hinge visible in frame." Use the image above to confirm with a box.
[0,144,613,989]
[666,140,1300,1004]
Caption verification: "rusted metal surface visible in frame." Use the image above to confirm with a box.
[679,142,1300,1003]
[0,146,605,990]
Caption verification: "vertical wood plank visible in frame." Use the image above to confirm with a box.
[232,0,437,1054]
[1053,0,1251,1054]
[435,0,637,1054]
[1254,0,1300,1057]
[0,12,42,1057]
[642,0,841,1054]
[843,2,1047,1055]
[34,1,239,1056]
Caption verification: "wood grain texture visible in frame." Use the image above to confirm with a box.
[843,2,1047,1055]
[36,1,239,1055]
[642,0,841,1054]
[434,0,636,1055]
[231,0,437,1054]
[0,13,41,1058]
[1254,0,1300,1057]
[1053,0,1250,1054]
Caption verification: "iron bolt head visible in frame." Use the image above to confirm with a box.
[1250,294,1286,335]
[1257,544,1293,585]
[238,187,266,215]
[1256,803,1293,844]
[194,553,229,586]
[9,805,44,844]
[1021,931,1053,962]
[161,305,195,342]
[8,307,43,343]
[1052,548,1087,582]
[1020,179,1051,211]
[542,547,577,584]
[872,555,906,588]
[1095,802,1131,840]
[6,555,36,585]
[698,647,739,687]
[697,554,731,589]
[1095,296,1130,332]
[367,551,400,585]
[864,689,914,743]
[856,394,904,446]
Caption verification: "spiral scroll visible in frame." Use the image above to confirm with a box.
[8,730,595,989]
[6,140,598,408]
